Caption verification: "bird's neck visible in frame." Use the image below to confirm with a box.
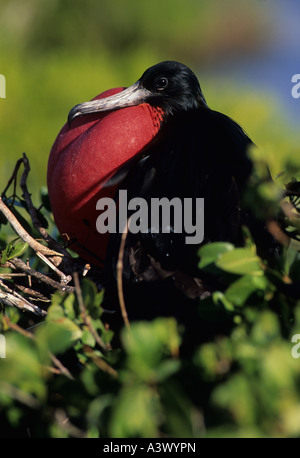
[145,104,165,130]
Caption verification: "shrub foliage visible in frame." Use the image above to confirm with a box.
[1,155,300,438]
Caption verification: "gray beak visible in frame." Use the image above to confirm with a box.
[68,82,152,126]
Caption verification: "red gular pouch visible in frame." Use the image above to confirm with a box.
[47,88,164,266]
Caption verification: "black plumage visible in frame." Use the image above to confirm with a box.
[69,61,276,343]
[100,63,257,333]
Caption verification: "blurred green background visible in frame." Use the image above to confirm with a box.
[1,0,300,439]
[0,0,299,200]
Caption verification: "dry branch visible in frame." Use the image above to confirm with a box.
[116,218,131,332]
[20,153,72,258]
[0,155,96,318]
[0,279,47,316]
[73,272,110,351]
[0,196,61,258]
[10,258,75,294]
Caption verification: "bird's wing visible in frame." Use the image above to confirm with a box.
[104,108,254,293]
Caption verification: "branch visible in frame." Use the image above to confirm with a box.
[0,155,104,319]
[117,219,131,332]
[36,252,72,285]
[10,258,75,294]
[0,196,62,258]
[73,272,110,351]
[0,280,47,316]
[20,153,72,258]
[1,157,23,200]
[3,316,75,380]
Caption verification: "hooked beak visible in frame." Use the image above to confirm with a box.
[68,82,152,126]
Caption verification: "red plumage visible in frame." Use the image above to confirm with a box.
[47,88,163,265]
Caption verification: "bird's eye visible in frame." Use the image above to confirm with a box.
[154,77,169,90]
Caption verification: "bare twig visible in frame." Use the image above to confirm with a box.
[2,315,35,338]
[266,221,291,248]
[26,258,32,287]
[83,345,118,378]
[54,409,86,438]
[0,196,62,258]
[10,258,75,294]
[0,285,46,316]
[20,153,72,258]
[3,316,75,380]
[117,220,131,332]
[82,264,91,277]
[13,284,50,302]
[0,271,50,301]
[285,189,300,198]
[0,382,41,409]
[0,155,120,383]
[0,273,27,278]
[0,156,98,318]
[36,252,72,285]
[1,157,23,200]
[50,354,74,380]
[73,272,109,351]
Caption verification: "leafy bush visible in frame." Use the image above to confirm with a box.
[1,154,300,438]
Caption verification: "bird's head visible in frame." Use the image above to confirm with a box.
[68,61,207,125]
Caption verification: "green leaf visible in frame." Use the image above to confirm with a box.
[216,248,263,275]
[212,374,257,426]
[80,278,104,318]
[1,238,28,264]
[81,328,96,347]
[62,292,77,320]
[0,333,47,402]
[121,319,181,382]
[110,384,161,438]
[250,311,281,345]
[284,245,300,280]
[37,320,82,355]
[225,275,269,307]
[8,241,29,260]
[36,304,82,355]
[212,291,235,312]
[198,242,234,270]
[159,382,196,437]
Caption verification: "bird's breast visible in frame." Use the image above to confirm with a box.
[47,87,164,265]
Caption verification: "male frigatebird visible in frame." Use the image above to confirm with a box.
[48,61,275,339]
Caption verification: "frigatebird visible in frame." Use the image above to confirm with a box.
[48,61,276,340]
